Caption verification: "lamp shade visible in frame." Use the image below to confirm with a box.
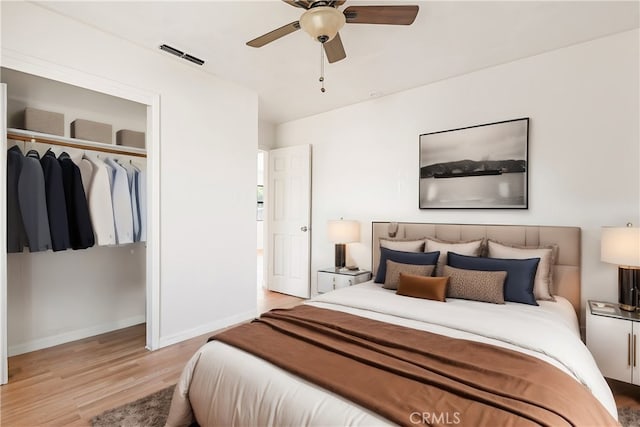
[328,220,360,244]
[601,226,640,267]
[299,6,346,43]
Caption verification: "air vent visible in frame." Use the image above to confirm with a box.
[182,54,205,66]
[159,44,205,66]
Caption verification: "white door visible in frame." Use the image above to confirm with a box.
[268,145,311,298]
[0,83,8,384]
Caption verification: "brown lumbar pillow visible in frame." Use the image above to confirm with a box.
[396,273,449,302]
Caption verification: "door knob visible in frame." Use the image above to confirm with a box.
[300,226,308,232]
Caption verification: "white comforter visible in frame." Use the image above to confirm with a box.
[166,282,617,426]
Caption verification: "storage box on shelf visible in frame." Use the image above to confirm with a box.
[116,129,145,149]
[71,118,112,144]
[24,107,64,136]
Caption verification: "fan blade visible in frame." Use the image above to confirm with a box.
[247,21,301,48]
[329,0,347,6]
[324,33,346,63]
[344,5,419,25]
[282,0,311,9]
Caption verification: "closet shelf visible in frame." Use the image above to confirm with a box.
[6,127,147,158]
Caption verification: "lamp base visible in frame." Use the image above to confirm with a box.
[334,243,346,269]
[618,266,640,312]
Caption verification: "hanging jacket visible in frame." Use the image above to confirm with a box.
[85,154,116,246]
[105,158,134,244]
[118,160,141,242]
[19,150,52,252]
[132,161,147,242]
[40,149,71,251]
[74,156,94,196]
[7,145,27,252]
[58,152,95,250]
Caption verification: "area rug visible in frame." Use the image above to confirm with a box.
[620,407,640,427]
[93,386,639,427]
[91,385,175,427]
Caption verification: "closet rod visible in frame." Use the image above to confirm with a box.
[6,130,147,158]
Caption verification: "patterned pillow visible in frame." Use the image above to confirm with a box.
[447,252,539,306]
[380,238,426,252]
[443,265,506,304]
[425,238,484,276]
[396,273,448,302]
[487,240,557,301]
[383,260,435,290]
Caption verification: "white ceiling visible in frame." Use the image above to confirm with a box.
[35,1,639,124]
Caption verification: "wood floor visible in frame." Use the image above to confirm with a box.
[0,290,303,426]
[1,290,639,426]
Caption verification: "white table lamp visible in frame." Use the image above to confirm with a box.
[601,224,640,311]
[328,219,360,269]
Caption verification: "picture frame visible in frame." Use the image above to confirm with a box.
[419,118,529,209]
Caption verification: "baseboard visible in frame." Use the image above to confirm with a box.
[8,315,146,357]
[158,310,256,349]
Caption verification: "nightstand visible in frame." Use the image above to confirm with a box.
[586,300,640,385]
[317,268,371,293]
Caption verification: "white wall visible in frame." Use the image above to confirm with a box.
[259,120,276,150]
[7,246,146,355]
[1,1,258,349]
[276,29,640,314]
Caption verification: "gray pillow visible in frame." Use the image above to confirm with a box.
[443,265,506,304]
[383,260,435,290]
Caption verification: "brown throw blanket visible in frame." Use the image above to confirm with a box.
[212,305,618,427]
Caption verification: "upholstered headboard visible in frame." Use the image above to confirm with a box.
[372,222,581,315]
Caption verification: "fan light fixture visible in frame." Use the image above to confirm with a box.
[299,6,346,43]
[246,1,419,93]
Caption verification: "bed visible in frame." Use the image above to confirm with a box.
[166,222,619,427]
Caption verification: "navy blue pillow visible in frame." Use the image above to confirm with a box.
[447,252,540,306]
[374,247,440,283]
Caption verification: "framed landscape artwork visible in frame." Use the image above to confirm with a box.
[419,118,529,209]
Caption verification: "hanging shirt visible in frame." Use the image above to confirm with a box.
[75,157,94,196]
[117,160,141,242]
[7,145,27,252]
[19,150,52,252]
[40,149,71,251]
[58,152,95,250]
[85,154,116,246]
[105,158,134,244]
[132,161,147,242]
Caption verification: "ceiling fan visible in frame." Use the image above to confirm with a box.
[246,1,420,64]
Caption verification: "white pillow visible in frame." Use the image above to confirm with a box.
[487,240,556,301]
[379,238,425,253]
[425,238,484,276]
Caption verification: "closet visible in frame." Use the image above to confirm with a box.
[0,58,160,384]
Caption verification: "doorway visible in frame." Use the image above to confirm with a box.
[0,53,160,385]
[257,150,266,293]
